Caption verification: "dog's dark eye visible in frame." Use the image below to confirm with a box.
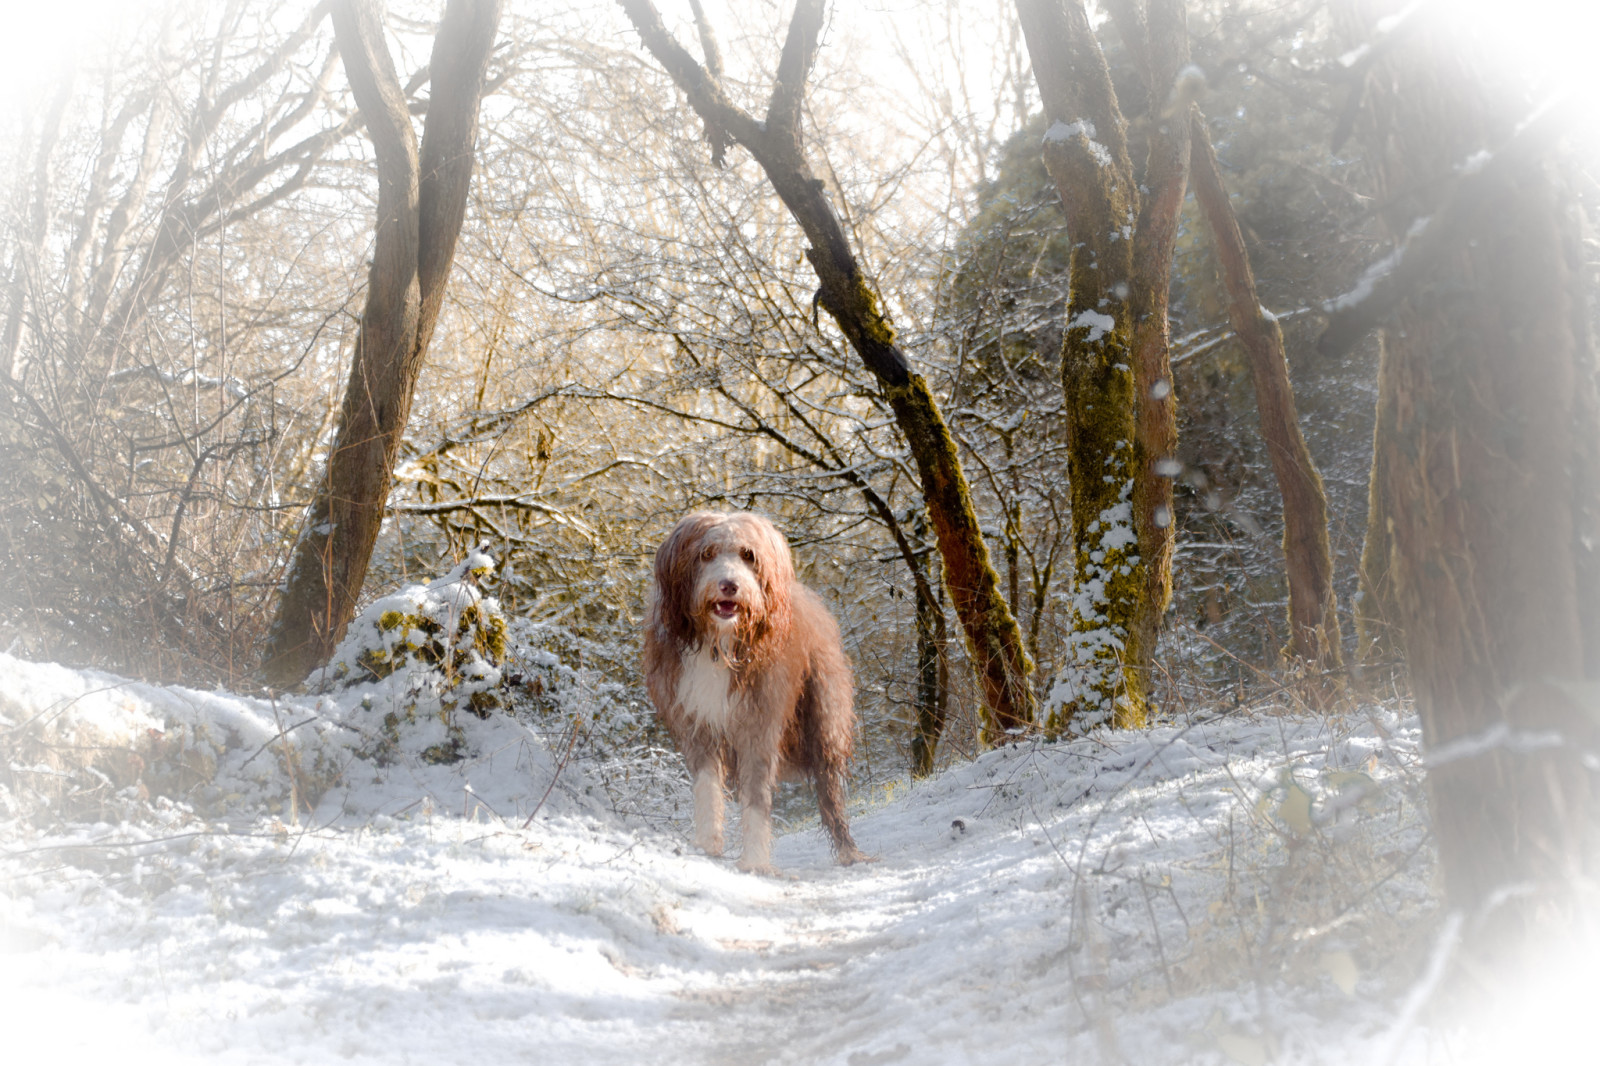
[740,547,756,564]
[701,546,717,561]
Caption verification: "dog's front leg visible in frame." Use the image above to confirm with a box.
[736,757,778,874]
[690,754,726,857]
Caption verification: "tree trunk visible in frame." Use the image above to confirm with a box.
[1333,0,1600,948]
[1354,334,1399,670]
[1118,0,1191,719]
[910,519,950,778]
[261,0,503,687]
[620,0,1036,741]
[1188,113,1342,671]
[1016,0,1190,731]
[3,76,74,382]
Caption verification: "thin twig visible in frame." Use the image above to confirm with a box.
[522,717,583,829]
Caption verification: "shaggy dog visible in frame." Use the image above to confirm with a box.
[643,511,867,872]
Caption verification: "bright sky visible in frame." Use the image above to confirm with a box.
[0,0,148,99]
[0,0,1597,126]
[1447,0,1600,100]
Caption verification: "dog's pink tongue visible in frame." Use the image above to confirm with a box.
[713,600,739,619]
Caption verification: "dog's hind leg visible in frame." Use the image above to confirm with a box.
[813,765,869,865]
[798,672,871,865]
[689,749,726,857]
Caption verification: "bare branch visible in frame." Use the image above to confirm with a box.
[766,0,824,146]
[615,0,764,154]
[1318,95,1576,358]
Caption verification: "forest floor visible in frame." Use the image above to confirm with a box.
[0,651,1581,1064]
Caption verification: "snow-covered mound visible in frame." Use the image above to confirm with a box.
[312,548,520,768]
[0,652,349,821]
[0,649,599,833]
[0,555,631,834]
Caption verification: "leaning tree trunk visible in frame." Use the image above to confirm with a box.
[619,0,1036,741]
[262,0,503,687]
[1330,0,1600,951]
[1016,0,1191,732]
[1188,113,1342,671]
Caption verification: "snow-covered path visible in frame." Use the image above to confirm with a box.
[1,654,1438,1065]
[4,763,1098,1065]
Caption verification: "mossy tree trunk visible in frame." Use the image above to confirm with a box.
[261,0,504,687]
[620,0,1036,741]
[1188,114,1342,672]
[1333,0,1600,951]
[1016,0,1191,731]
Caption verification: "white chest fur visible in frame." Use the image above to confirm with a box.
[677,644,738,735]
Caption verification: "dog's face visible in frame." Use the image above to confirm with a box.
[693,521,766,629]
[654,511,794,649]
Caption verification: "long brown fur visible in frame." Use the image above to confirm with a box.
[643,511,867,871]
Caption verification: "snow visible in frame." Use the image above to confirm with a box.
[1322,216,1427,315]
[1336,43,1370,69]
[312,549,508,745]
[1050,477,1142,726]
[1069,308,1118,343]
[1044,119,1114,169]
[1374,1,1424,36]
[0,647,1578,1064]
[1044,118,1094,143]
[1323,248,1398,314]
[1338,0,1423,68]
[106,364,251,401]
[1458,148,1492,176]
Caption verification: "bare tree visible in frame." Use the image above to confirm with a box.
[3,77,74,381]
[618,0,1037,740]
[263,0,504,686]
[0,1,375,678]
[1186,115,1341,673]
[1098,3,1343,677]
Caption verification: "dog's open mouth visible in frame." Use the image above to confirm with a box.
[711,599,741,621]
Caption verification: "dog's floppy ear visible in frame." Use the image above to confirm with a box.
[654,512,718,645]
[749,514,795,646]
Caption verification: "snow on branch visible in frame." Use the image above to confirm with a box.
[1316,94,1575,358]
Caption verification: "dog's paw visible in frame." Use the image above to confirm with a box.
[736,858,782,877]
[836,848,877,866]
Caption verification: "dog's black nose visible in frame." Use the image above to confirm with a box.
[718,579,738,596]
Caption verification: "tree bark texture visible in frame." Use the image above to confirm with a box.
[1188,113,1342,670]
[1016,0,1190,731]
[910,538,951,778]
[1335,0,1600,940]
[262,0,503,687]
[1354,333,1400,670]
[619,0,1036,741]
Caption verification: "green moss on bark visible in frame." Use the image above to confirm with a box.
[883,372,1038,741]
[1047,320,1150,733]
